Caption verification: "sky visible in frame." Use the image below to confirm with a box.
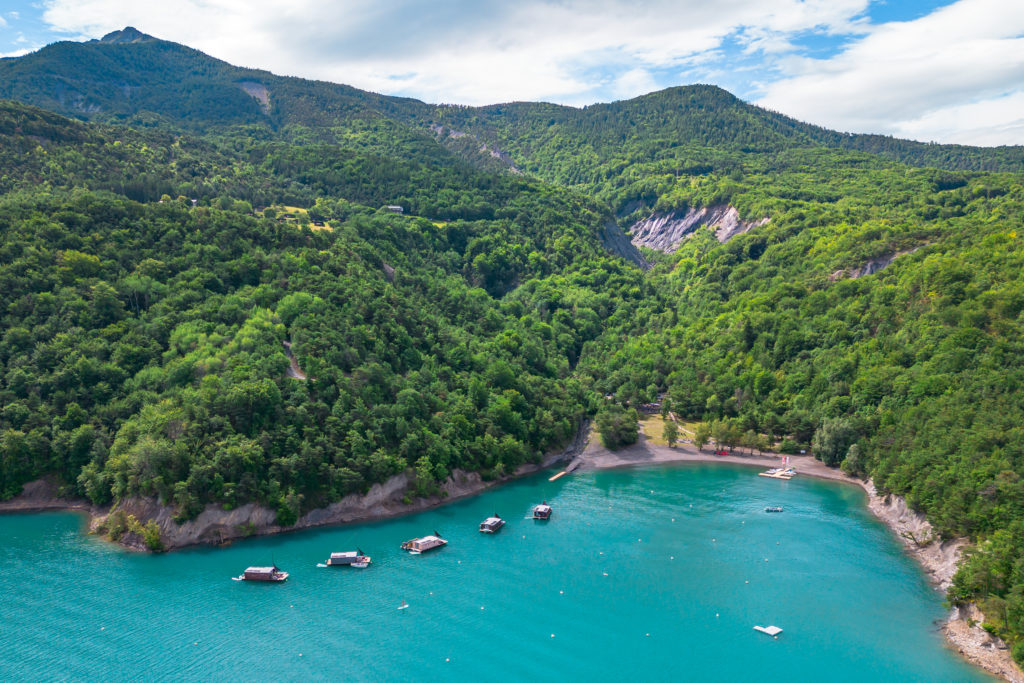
[0,0,1022,146]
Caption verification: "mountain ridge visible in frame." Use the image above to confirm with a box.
[1,27,1021,177]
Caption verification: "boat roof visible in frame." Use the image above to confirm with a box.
[418,535,442,542]
[482,517,502,523]
[534,504,551,510]
[330,551,358,559]
[755,625,783,636]
[245,566,276,573]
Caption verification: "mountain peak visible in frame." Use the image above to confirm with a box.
[96,27,153,44]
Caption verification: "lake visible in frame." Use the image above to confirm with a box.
[0,463,991,681]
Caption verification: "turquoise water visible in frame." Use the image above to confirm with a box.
[0,464,991,681]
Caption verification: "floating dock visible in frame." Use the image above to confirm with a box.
[758,468,795,480]
[548,470,568,482]
[754,625,783,637]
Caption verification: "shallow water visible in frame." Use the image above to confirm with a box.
[0,463,991,681]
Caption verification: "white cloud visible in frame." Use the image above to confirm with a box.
[1,48,31,58]
[38,0,870,105]
[0,15,7,27]
[756,0,1024,144]
[30,0,1024,144]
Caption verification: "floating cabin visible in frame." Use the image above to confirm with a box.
[479,516,505,533]
[401,535,447,553]
[327,551,371,567]
[239,566,289,582]
[532,503,553,520]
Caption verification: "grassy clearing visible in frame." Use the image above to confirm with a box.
[638,413,684,447]
[261,205,333,231]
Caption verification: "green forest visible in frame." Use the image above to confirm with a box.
[2,28,1024,663]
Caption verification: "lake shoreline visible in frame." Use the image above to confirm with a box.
[3,423,1020,681]
[0,421,591,553]
[572,428,1023,683]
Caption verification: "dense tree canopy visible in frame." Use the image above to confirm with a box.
[1,30,1024,663]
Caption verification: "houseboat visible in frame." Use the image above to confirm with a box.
[401,532,447,554]
[479,515,505,533]
[234,565,289,582]
[532,502,553,520]
[326,550,372,567]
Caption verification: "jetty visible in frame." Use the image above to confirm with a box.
[754,625,783,637]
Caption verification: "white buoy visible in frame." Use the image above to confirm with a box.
[603,572,609,576]
[560,590,564,594]
[446,658,450,662]
[551,633,555,638]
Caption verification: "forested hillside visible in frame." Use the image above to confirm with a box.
[3,28,1024,663]
[0,101,645,522]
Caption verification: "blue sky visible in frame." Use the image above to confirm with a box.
[1,0,1022,145]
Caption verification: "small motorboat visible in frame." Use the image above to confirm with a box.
[532,502,552,520]
[765,506,784,513]
[479,514,505,533]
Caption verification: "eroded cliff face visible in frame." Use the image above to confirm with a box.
[91,420,592,551]
[863,483,965,589]
[862,481,1024,682]
[628,205,768,252]
[93,470,496,550]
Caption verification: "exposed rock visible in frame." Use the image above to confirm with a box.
[282,340,307,380]
[831,248,920,281]
[429,124,520,173]
[945,604,1024,683]
[0,476,91,513]
[87,419,590,551]
[629,205,768,252]
[95,27,154,44]
[863,482,1023,682]
[602,220,650,269]
[863,483,965,590]
[238,81,270,115]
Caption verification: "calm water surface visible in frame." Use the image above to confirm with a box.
[0,464,991,681]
